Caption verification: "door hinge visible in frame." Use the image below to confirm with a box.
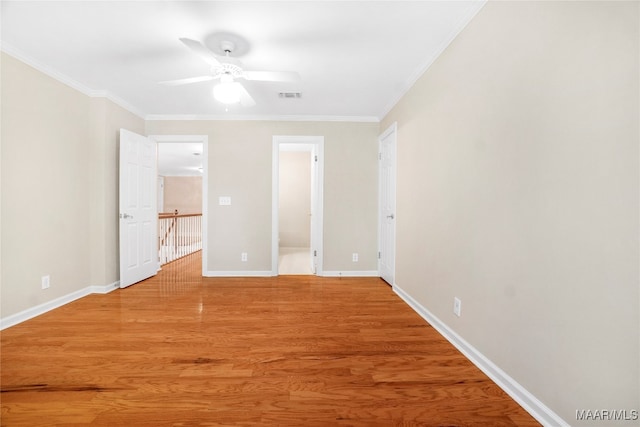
[314,155,318,162]
[378,251,381,259]
[378,152,382,160]
[314,250,317,257]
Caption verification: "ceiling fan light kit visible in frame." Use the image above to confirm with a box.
[162,37,301,108]
[213,75,241,104]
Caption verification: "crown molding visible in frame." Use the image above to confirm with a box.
[1,41,94,97]
[145,114,380,123]
[88,90,147,120]
[378,0,487,120]
[1,42,146,119]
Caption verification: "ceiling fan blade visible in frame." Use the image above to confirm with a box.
[242,70,301,82]
[237,83,256,107]
[159,75,216,86]
[179,37,222,68]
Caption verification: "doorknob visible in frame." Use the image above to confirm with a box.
[387,214,395,219]
[120,213,134,219]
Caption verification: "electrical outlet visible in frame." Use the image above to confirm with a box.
[241,252,248,262]
[453,297,462,317]
[41,275,50,290]
[352,253,359,262]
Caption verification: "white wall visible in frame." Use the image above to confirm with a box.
[146,120,379,274]
[381,1,639,425]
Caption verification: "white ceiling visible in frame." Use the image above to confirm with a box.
[1,1,484,121]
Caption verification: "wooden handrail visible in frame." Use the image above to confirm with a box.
[159,209,179,218]
[159,213,202,219]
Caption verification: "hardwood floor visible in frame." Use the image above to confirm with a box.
[1,252,539,426]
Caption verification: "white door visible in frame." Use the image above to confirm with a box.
[119,129,158,288]
[379,123,397,285]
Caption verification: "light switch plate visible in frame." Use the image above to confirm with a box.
[219,196,231,206]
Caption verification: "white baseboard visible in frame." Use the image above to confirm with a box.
[203,270,274,277]
[321,270,380,277]
[392,284,569,427]
[1,281,120,330]
[89,281,120,294]
[203,270,380,278]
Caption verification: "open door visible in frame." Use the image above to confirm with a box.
[119,129,158,288]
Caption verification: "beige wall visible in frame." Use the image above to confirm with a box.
[2,52,91,317]
[381,1,639,425]
[162,176,202,214]
[1,52,144,318]
[146,120,379,273]
[279,151,311,248]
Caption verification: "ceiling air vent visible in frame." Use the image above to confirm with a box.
[278,92,302,99]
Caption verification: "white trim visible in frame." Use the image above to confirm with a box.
[203,271,273,277]
[94,91,147,120]
[321,271,380,277]
[149,135,209,276]
[378,121,398,142]
[145,114,379,123]
[1,42,146,119]
[202,138,209,277]
[392,284,570,427]
[272,143,280,274]
[89,281,120,294]
[1,41,94,97]
[272,136,324,276]
[378,0,487,119]
[0,281,120,331]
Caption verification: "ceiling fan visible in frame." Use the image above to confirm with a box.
[160,38,300,107]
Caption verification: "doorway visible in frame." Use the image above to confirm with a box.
[272,136,324,276]
[151,135,209,275]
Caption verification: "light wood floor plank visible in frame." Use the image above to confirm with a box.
[1,251,540,426]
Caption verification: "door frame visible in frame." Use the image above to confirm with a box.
[272,135,324,276]
[150,134,209,276]
[378,122,397,285]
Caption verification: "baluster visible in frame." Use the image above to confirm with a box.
[157,213,203,265]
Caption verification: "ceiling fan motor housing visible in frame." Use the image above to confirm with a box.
[212,63,243,79]
[220,40,236,55]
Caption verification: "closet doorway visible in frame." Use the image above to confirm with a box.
[272,136,324,275]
